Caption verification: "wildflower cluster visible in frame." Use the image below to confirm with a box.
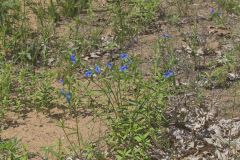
[83,52,131,78]
[119,52,131,72]
[61,52,174,104]
[83,65,102,78]
[60,52,133,103]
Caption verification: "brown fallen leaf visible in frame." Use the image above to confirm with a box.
[207,25,230,37]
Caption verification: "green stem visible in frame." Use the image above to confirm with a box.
[92,79,118,118]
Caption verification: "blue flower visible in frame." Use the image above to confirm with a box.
[85,70,93,78]
[106,62,113,69]
[163,70,174,78]
[70,53,76,64]
[65,92,71,103]
[120,53,128,60]
[210,8,215,15]
[162,33,171,39]
[95,65,101,74]
[218,12,222,17]
[59,79,64,84]
[210,8,222,17]
[119,65,128,72]
[60,88,65,95]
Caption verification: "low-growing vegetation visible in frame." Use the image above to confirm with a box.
[0,0,240,159]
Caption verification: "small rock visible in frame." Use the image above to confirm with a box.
[183,45,193,54]
[234,37,240,43]
[47,58,55,66]
[83,56,90,61]
[90,51,100,58]
[223,43,234,51]
[227,73,240,81]
[217,57,228,66]
[196,48,204,56]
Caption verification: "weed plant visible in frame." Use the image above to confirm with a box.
[0,139,28,160]
[0,0,240,159]
[54,51,174,159]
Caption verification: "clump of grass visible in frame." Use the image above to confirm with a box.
[58,0,91,17]
[0,63,12,118]
[175,0,193,16]
[0,139,29,160]
[109,0,161,48]
[0,0,23,55]
[216,0,240,15]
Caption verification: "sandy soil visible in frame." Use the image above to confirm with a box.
[1,110,105,159]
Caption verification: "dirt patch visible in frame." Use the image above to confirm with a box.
[1,110,106,159]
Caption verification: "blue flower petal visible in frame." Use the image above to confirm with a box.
[162,33,171,39]
[210,8,215,15]
[95,65,101,74]
[120,53,128,60]
[65,92,71,103]
[59,79,64,84]
[60,88,65,95]
[163,70,174,78]
[119,65,128,72]
[106,62,113,69]
[70,53,76,64]
[85,70,93,78]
